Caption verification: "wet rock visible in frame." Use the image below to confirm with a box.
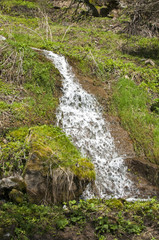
[0,176,26,200]
[127,158,159,187]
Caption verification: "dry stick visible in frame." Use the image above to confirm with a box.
[105,23,122,32]
[82,51,89,60]
[72,0,81,17]
[45,14,53,41]
[61,24,73,42]
[89,50,103,77]
[45,14,49,40]
[38,8,53,42]
[48,22,53,42]
[1,44,8,51]
[9,51,17,81]
[1,51,14,66]
[17,50,24,84]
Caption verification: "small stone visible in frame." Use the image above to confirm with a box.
[0,35,6,41]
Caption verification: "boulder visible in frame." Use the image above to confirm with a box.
[24,125,95,204]
[0,176,26,200]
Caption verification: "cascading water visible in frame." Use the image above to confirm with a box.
[44,50,140,199]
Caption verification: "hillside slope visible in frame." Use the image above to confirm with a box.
[0,0,159,239]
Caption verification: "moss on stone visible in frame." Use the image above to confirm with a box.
[9,189,25,204]
[23,125,95,203]
[72,158,95,181]
[25,125,95,180]
[105,199,124,209]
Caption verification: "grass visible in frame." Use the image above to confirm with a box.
[0,0,38,9]
[112,77,159,163]
[0,40,59,128]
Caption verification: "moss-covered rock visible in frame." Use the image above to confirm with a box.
[84,0,119,17]
[0,176,26,200]
[24,125,95,204]
[9,189,25,204]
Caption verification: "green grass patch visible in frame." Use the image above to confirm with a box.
[0,0,38,9]
[0,0,38,17]
[0,40,59,127]
[0,127,30,178]
[112,77,159,163]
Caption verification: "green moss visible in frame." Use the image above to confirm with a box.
[25,125,95,180]
[105,199,124,209]
[0,101,10,112]
[0,0,38,9]
[72,158,95,180]
[0,125,95,181]
[0,0,38,17]
[9,189,25,204]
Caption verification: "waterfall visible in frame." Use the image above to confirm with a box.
[44,50,140,199]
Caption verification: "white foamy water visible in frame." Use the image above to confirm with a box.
[44,50,139,199]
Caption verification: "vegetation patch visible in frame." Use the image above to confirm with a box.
[0,198,159,239]
[0,41,59,128]
[0,127,30,178]
[0,0,38,17]
[112,77,159,163]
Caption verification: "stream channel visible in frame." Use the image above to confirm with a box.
[43,50,153,200]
